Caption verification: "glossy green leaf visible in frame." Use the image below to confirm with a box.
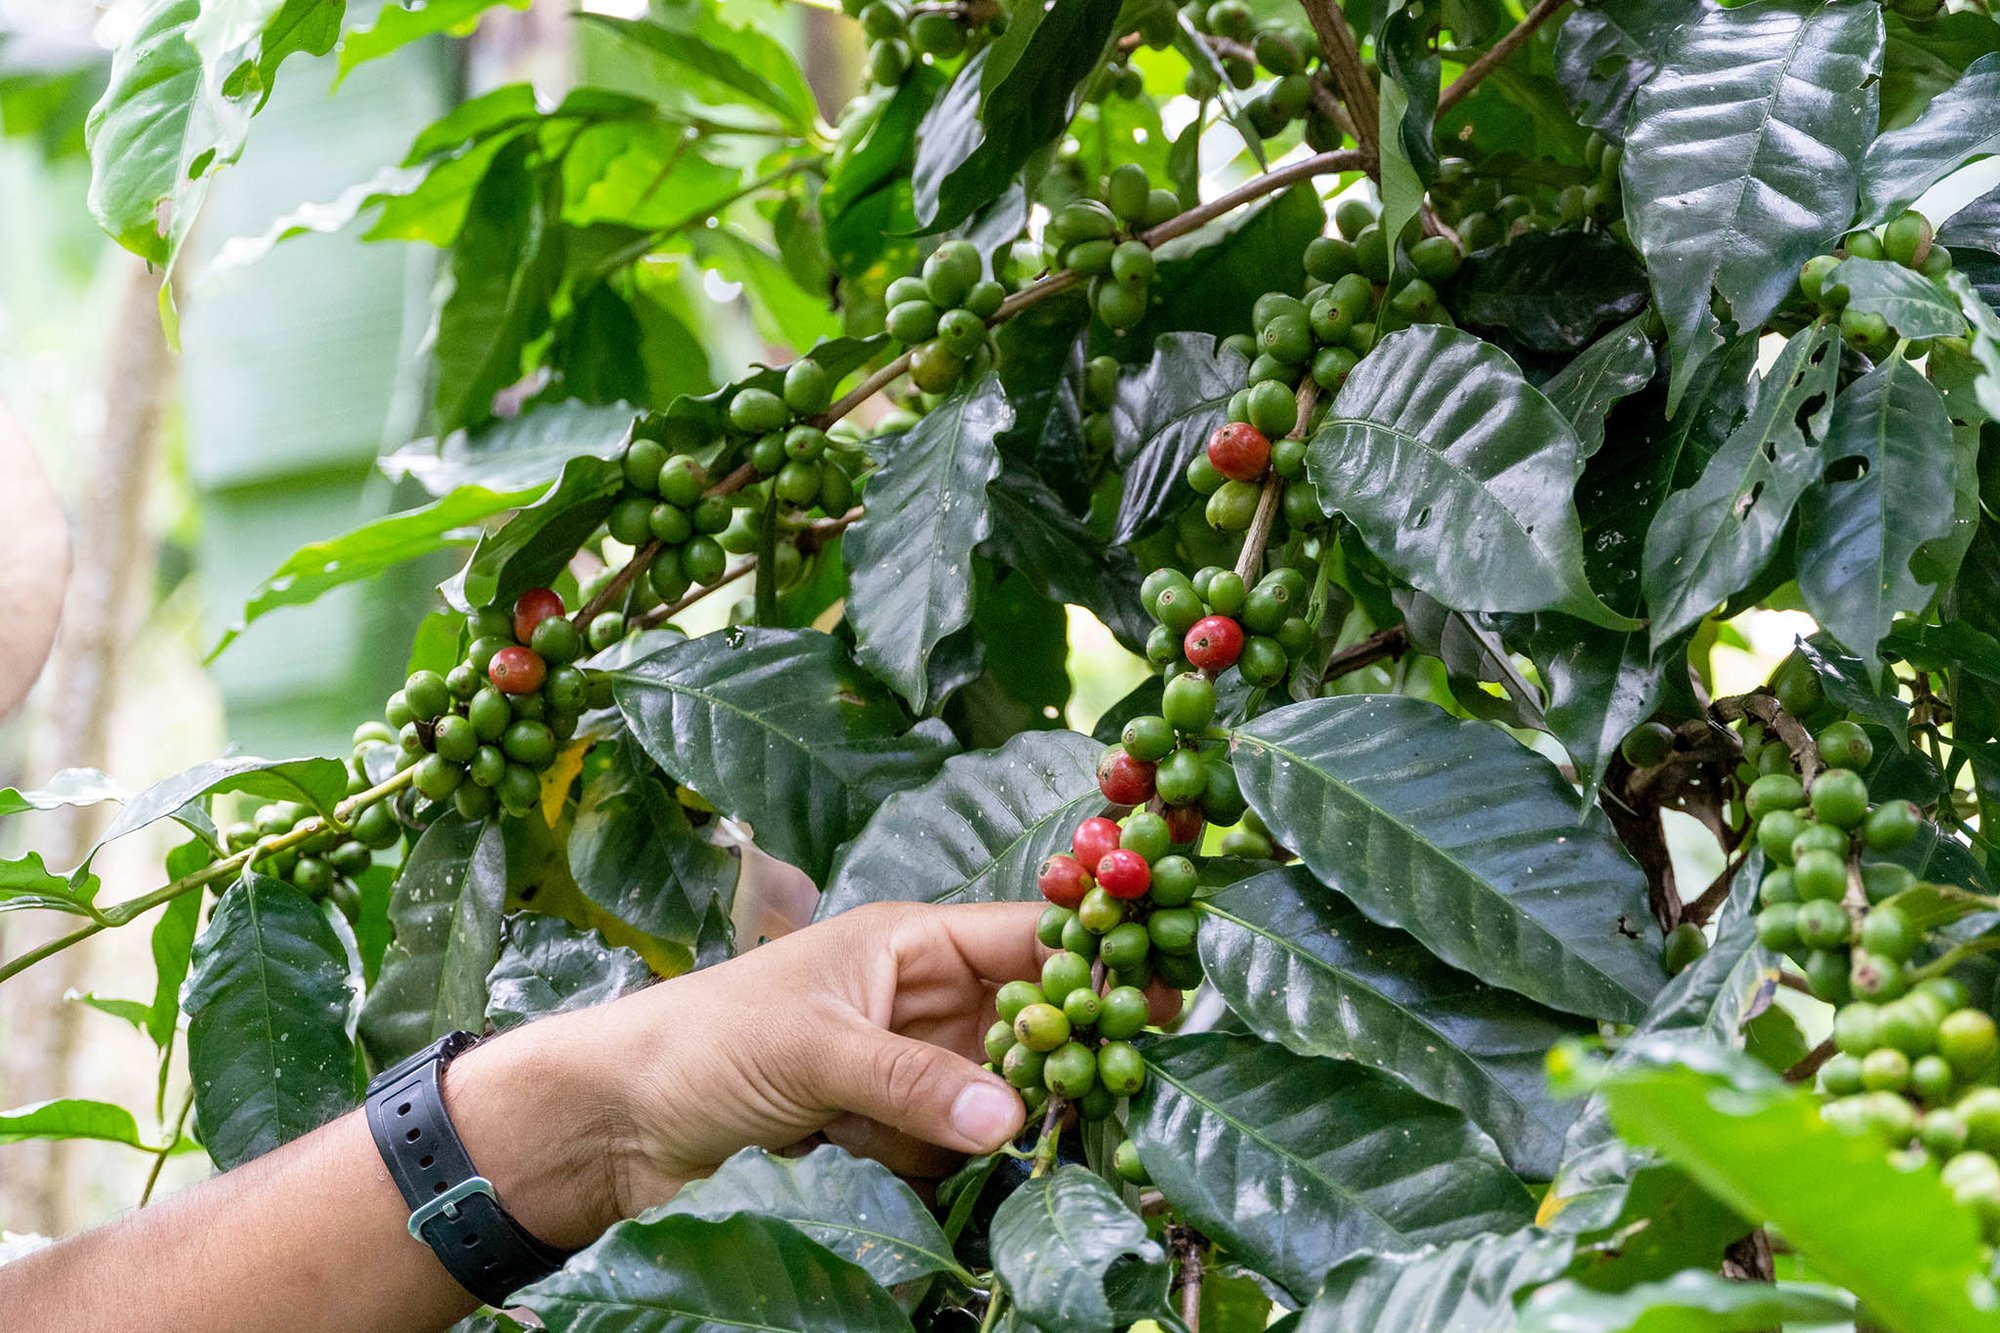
[1828,257,1969,339]
[569,742,739,955]
[1449,231,1650,355]
[610,629,951,884]
[382,400,636,497]
[1233,695,1663,1022]
[1796,354,1957,665]
[453,454,625,610]
[1861,51,2000,222]
[63,755,348,883]
[336,0,526,78]
[1589,1043,1999,1332]
[1298,1228,1576,1333]
[910,0,1122,231]
[1642,324,1841,652]
[1620,0,1883,408]
[1308,326,1634,630]
[1540,314,1659,461]
[1133,1033,1533,1300]
[185,873,356,1170]
[1518,1272,1853,1333]
[845,374,1010,711]
[0,854,99,916]
[0,768,128,819]
[984,468,1150,652]
[358,815,507,1068]
[519,1211,913,1331]
[819,729,1100,918]
[585,14,811,131]
[485,914,651,1031]
[1198,866,1590,1176]
[0,1098,151,1148]
[988,1164,1167,1333]
[1553,0,1702,139]
[1109,332,1250,544]
[655,1145,961,1289]
[149,859,205,1050]
[1374,8,1438,254]
[820,71,937,290]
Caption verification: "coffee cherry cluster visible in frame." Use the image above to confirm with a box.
[605,442,734,613]
[845,0,1001,85]
[222,792,400,923]
[1139,562,1313,694]
[885,240,1006,394]
[1042,166,1179,333]
[1797,209,1955,357]
[1182,5,1340,150]
[372,588,602,821]
[1431,138,1624,254]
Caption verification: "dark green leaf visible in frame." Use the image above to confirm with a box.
[1860,51,2000,222]
[0,1098,150,1148]
[1199,866,1590,1176]
[910,0,1122,231]
[569,743,739,954]
[984,468,1150,651]
[1374,8,1438,255]
[845,374,1010,711]
[1518,1272,1854,1333]
[1541,314,1659,460]
[0,854,99,915]
[655,1145,961,1288]
[821,72,938,290]
[1553,0,1702,140]
[1233,695,1663,1022]
[1620,0,1883,408]
[1449,231,1650,355]
[1796,354,1958,665]
[186,873,356,1170]
[149,871,203,1050]
[819,729,1101,918]
[1109,332,1250,544]
[358,815,508,1068]
[1309,325,1634,629]
[1299,1228,1576,1333]
[1587,1043,1998,1331]
[1827,257,1969,340]
[454,454,625,610]
[485,914,652,1031]
[382,400,636,497]
[989,1164,1166,1333]
[611,629,951,884]
[518,1211,913,1331]
[1133,1033,1533,1300]
[1641,324,1841,652]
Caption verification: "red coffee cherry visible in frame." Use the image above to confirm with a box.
[1072,817,1123,874]
[1184,615,1245,671]
[489,646,547,695]
[1206,423,1271,482]
[1096,849,1153,899]
[1164,804,1206,846]
[1097,749,1156,806]
[1038,853,1092,909]
[512,587,566,645]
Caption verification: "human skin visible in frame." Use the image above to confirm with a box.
[0,901,1179,1332]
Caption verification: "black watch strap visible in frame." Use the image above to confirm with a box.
[364,1031,573,1307]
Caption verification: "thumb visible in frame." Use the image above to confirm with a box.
[824,1023,1026,1155]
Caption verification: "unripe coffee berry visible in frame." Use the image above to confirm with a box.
[1163,672,1217,732]
[1044,1042,1099,1098]
[488,646,547,695]
[1077,886,1124,934]
[1003,1044,1047,1090]
[1122,714,1175,762]
[985,1020,1016,1065]
[1037,906,1075,952]
[1811,768,1871,829]
[1014,1002,1071,1052]
[1097,1041,1145,1096]
[1156,749,1207,806]
[1041,950,1094,1005]
[1101,922,1150,970]
[1120,811,1172,862]
[1096,849,1153,899]
[1062,914,1100,959]
[1149,854,1198,906]
[1063,988,1102,1029]
[1206,422,1271,482]
[1039,853,1092,909]
[995,980,1044,1024]
[1864,800,1921,852]
[530,615,583,666]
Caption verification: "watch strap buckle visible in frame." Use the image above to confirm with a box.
[407,1174,498,1241]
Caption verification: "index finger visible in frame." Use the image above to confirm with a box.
[897,901,1051,985]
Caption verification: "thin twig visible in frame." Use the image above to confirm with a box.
[1439,0,1572,115]
[632,559,758,630]
[1231,381,1317,585]
[1298,0,1379,156]
[573,539,662,629]
[1141,149,1371,248]
[1321,625,1408,680]
[1785,1037,1834,1085]
[138,1087,195,1207]
[1028,1095,1066,1178]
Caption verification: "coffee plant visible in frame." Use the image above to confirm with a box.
[6,0,2000,1327]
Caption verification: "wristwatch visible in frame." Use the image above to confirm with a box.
[363,1031,574,1306]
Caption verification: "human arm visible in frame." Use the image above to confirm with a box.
[0,901,1175,1332]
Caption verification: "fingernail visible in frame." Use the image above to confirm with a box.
[952,1081,1021,1146]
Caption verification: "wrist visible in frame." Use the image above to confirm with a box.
[441,1018,629,1249]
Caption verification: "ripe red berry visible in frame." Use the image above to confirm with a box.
[1072,817,1123,873]
[513,587,566,645]
[1097,750,1156,807]
[1207,423,1271,482]
[489,646,547,695]
[1164,804,1206,846]
[1038,853,1092,908]
[1097,849,1152,899]
[1184,615,1245,670]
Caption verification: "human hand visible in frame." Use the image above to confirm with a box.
[459,901,1179,1246]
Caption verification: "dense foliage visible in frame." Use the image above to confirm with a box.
[6,0,2000,1327]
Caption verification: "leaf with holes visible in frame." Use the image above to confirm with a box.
[845,373,1010,711]
[1199,866,1591,1176]
[1796,354,1957,666]
[988,1164,1168,1333]
[1619,0,1883,409]
[610,629,952,884]
[1308,326,1634,630]
[1642,324,1841,653]
[819,729,1101,918]
[1541,314,1659,461]
[1232,695,1663,1023]
[1132,1033,1534,1301]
